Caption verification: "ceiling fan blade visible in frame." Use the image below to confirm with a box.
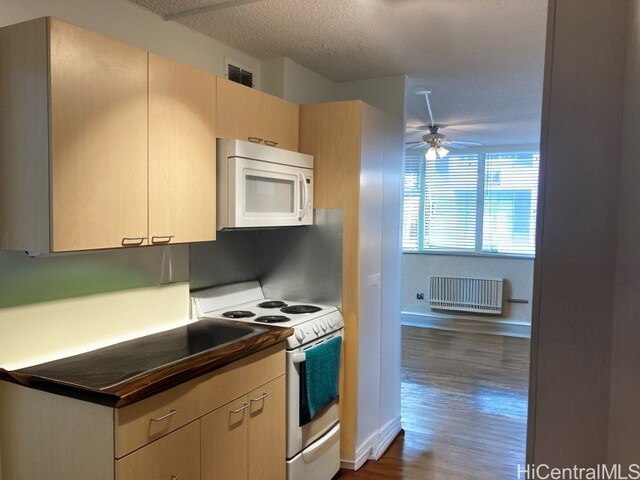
[446,143,468,150]
[448,140,482,146]
[405,142,427,150]
[405,140,424,145]
[406,124,431,132]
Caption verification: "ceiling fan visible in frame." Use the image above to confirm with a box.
[406,90,481,159]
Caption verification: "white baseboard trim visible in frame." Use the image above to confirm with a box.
[340,417,403,470]
[340,430,376,470]
[371,416,402,460]
[401,311,531,338]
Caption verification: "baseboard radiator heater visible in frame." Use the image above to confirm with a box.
[429,276,504,315]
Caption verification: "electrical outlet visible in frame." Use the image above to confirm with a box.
[417,293,424,300]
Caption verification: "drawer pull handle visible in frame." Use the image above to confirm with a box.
[230,403,250,414]
[250,392,269,403]
[122,236,147,246]
[151,235,174,244]
[171,476,178,480]
[248,136,263,143]
[150,409,178,422]
[263,140,278,147]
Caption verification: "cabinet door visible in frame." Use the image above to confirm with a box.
[201,395,248,480]
[117,420,200,480]
[148,53,216,245]
[262,93,299,151]
[49,19,148,251]
[248,375,286,480]
[216,77,263,143]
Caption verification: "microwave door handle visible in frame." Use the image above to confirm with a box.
[298,172,310,221]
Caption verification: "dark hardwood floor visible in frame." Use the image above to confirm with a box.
[336,326,530,479]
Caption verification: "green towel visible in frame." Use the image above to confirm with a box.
[299,336,342,426]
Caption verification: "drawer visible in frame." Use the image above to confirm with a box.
[116,420,200,480]
[115,343,285,458]
[115,379,200,458]
[197,344,285,417]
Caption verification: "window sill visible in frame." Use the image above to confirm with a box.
[402,250,535,260]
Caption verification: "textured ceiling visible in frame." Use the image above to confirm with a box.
[130,0,548,146]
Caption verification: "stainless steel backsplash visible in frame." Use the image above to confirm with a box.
[189,210,343,309]
[258,210,343,308]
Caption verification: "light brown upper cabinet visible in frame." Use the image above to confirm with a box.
[0,17,148,252]
[0,18,217,252]
[261,93,299,152]
[148,53,216,245]
[217,77,299,151]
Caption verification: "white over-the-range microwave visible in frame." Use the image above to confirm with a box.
[216,139,314,230]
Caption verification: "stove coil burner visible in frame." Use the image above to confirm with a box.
[255,315,290,324]
[222,310,256,319]
[258,301,288,309]
[280,305,322,314]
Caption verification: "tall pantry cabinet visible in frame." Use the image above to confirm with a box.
[299,101,387,464]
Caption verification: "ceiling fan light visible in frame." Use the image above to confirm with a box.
[436,146,449,158]
[425,147,437,160]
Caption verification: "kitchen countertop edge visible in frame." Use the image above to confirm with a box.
[0,325,293,408]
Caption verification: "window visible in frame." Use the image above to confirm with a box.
[402,150,539,256]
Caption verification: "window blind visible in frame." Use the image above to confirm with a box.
[402,155,422,250]
[424,154,478,251]
[402,149,540,256]
[482,152,539,255]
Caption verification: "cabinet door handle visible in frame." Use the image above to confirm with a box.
[151,235,174,244]
[248,136,263,143]
[263,140,278,147]
[250,392,269,403]
[230,403,250,413]
[122,236,147,246]
[171,476,178,480]
[150,409,178,422]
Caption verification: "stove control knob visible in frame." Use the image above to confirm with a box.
[295,330,305,342]
[312,324,320,334]
[320,320,328,330]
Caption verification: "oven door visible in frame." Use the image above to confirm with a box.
[286,329,343,459]
[228,157,313,228]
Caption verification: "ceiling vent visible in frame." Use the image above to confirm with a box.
[225,58,255,88]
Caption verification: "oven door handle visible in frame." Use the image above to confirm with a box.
[302,423,340,462]
[292,352,306,364]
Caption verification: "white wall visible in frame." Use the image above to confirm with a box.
[262,56,341,104]
[355,105,385,462]
[0,0,260,81]
[376,111,405,458]
[261,56,286,98]
[608,0,640,466]
[401,254,534,323]
[528,0,625,466]
[263,56,407,120]
[0,283,190,369]
[334,76,407,121]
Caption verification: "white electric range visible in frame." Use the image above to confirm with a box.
[191,281,343,480]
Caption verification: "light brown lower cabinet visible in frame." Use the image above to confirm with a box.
[117,420,201,480]
[0,344,286,480]
[201,375,286,480]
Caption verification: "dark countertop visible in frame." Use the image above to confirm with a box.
[0,318,293,408]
